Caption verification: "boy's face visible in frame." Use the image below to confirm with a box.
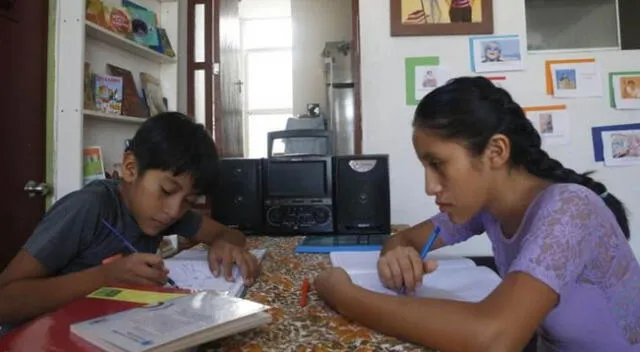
[121,154,200,235]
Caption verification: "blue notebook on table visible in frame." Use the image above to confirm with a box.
[295,234,389,253]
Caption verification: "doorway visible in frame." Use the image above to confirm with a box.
[0,0,50,270]
[186,0,362,158]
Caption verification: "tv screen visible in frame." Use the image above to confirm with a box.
[266,159,328,198]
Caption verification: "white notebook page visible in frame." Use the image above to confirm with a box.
[330,251,477,273]
[329,251,502,302]
[164,249,266,296]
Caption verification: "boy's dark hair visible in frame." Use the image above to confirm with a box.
[412,76,630,239]
[128,112,219,196]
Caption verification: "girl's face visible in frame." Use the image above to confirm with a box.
[412,128,492,224]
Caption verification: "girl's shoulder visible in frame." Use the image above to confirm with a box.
[524,183,616,234]
[533,183,605,214]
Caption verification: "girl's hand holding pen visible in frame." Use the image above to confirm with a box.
[377,246,438,295]
[101,253,170,287]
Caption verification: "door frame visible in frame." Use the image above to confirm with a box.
[188,0,363,156]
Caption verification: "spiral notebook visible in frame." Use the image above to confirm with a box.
[330,251,502,302]
[164,249,267,297]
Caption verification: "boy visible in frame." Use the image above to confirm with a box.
[0,112,259,327]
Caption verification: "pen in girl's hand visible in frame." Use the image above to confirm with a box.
[101,219,179,288]
[400,226,441,295]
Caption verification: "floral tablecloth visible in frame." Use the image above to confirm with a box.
[201,236,436,352]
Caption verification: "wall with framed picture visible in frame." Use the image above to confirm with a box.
[359,0,640,258]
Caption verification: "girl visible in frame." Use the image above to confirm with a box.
[314,77,640,352]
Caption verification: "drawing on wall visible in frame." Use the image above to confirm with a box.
[591,123,640,162]
[609,71,640,110]
[391,0,493,36]
[546,58,602,98]
[469,35,523,73]
[405,56,452,105]
[524,105,570,146]
[601,129,640,167]
[539,113,554,134]
[620,77,640,99]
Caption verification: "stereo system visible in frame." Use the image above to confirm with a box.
[212,154,390,236]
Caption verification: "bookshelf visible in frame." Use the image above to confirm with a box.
[80,0,182,188]
[83,109,147,124]
[85,22,177,64]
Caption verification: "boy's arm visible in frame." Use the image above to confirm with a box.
[170,210,247,247]
[0,188,110,324]
[193,216,247,247]
[0,251,107,324]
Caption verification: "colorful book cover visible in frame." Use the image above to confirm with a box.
[83,146,106,185]
[124,1,159,48]
[107,64,149,117]
[94,74,123,115]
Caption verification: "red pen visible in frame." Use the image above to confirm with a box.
[299,278,310,307]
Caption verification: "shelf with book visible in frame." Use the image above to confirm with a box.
[85,22,177,64]
[83,109,147,124]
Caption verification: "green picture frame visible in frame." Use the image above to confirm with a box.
[405,56,440,105]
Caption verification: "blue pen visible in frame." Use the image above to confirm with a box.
[101,219,178,288]
[419,226,441,260]
[401,226,441,294]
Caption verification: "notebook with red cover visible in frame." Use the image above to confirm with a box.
[0,284,189,352]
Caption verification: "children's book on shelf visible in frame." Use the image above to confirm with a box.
[83,146,106,185]
[84,62,96,110]
[103,4,132,36]
[164,248,267,297]
[140,72,167,116]
[156,28,176,57]
[330,251,502,302]
[94,74,123,115]
[70,291,272,352]
[123,0,159,48]
[107,63,149,118]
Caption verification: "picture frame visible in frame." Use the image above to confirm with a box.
[405,56,452,105]
[469,35,524,73]
[391,0,494,36]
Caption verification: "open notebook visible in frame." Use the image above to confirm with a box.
[164,249,267,297]
[330,251,502,302]
[71,291,271,352]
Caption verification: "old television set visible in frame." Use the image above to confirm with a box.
[262,156,334,235]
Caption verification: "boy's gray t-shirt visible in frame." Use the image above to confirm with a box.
[22,179,202,275]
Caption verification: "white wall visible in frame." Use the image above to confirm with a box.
[359,0,640,257]
[291,0,352,115]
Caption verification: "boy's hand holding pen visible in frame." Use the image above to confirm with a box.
[101,253,172,287]
[101,219,178,288]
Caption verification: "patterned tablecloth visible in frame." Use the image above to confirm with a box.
[201,236,436,352]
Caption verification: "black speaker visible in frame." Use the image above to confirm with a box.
[333,155,391,234]
[211,158,263,234]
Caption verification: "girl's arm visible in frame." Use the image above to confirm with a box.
[383,212,485,255]
[381,220,445,254]
[323,271,557,352]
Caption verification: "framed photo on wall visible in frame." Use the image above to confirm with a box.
[391,0,494,36]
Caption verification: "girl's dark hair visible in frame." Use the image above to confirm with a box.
[413,76,629,239]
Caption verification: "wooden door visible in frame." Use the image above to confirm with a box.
[215,0,244,157]
[0,0,49,270]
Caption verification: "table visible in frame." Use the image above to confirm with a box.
[204,236,436,352]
